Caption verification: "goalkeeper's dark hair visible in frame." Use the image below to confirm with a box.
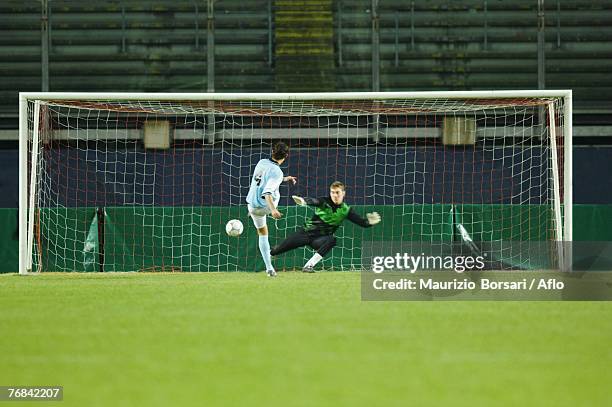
[330,181,345,191]
[271,141,289,161]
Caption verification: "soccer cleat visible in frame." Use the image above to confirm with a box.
[266,269,277,277]
[302,266,315,273]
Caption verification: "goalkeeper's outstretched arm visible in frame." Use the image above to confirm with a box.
[347,209,381,228]
[292,195,324,207]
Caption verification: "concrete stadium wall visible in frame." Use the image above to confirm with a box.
[1,146,611,208]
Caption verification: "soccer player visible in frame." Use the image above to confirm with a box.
[270,181,381,272]
[246,141,297,277]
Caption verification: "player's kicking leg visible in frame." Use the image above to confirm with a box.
[302,235,336,273]
[248,205,276,277]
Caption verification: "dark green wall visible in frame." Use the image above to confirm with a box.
[2,205,611,273]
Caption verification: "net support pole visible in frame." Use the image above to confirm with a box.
[19,96,29,275]
[26,101,41,273]
[548,102,564,271]
[563,91,573,270]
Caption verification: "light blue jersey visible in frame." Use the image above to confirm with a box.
[246,159,284,208]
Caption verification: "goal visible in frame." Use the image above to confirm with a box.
[19,91,572,274]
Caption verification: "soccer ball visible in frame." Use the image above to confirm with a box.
[225,219,244,237]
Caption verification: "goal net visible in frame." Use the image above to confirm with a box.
[19,92,571,273]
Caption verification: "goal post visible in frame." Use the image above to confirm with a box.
[19,90,572,274]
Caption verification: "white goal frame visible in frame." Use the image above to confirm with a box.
[19,90,573,275]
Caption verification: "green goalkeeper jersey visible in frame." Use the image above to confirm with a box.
[303,197,371,235]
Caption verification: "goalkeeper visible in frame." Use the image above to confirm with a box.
[270,181,381,272]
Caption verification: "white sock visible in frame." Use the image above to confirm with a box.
[258,235,274,271]
[304,253,323,269]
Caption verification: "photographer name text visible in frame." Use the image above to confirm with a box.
[373,278,564,291]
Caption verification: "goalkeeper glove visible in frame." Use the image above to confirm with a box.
[292,195,307,206]
[366,212,381,225]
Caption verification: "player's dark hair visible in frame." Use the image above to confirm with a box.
[330,181,345,191]
[271,141,289,161]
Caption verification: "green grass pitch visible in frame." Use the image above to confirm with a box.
[0,272,610,406]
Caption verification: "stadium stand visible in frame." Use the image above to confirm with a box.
[338,0,612,112]
[0,0,611,127]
